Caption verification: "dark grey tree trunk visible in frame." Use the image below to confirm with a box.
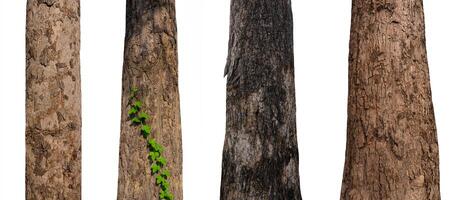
[221,0,302,199]
[117,0,182,199]
[25,0,81,199]
[341,0,440,199]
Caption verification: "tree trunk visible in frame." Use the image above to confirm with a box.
[221,0,302,199]
[25,0,81,199]
[117,0,182,199]
[341,0,440,199]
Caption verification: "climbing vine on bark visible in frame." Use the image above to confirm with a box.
[128,87,173,200]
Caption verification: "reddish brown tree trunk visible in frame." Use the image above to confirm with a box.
[341,0,440,199]
[117,0,182,199]
[25,0,81,199]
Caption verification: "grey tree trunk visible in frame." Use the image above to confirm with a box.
[117,0,182,199]
[25,0,81,199]
[341,0,440,199]
[221,0,302,199]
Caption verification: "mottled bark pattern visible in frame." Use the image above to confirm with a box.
[117,0,182,199]
[26,0,81,199]
[221,0,301,199]
[341,0,440,199]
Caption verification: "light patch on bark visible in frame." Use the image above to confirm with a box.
[234,134,262,167]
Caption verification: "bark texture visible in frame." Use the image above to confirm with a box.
[26,0,81,199]
[221,0,302,199]
[341,0,440,199]
[117,0,182,199]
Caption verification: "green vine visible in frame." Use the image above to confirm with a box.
[128,87,174,200]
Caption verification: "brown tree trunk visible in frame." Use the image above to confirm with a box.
[25,0,81,199]
[221,0,302,199]
[341,0,440,199]
[117,0,182,199]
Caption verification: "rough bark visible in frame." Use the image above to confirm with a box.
[221,0,302,199]
[341,0,440,199]
[117,0,182,199]
[25,0,81,199]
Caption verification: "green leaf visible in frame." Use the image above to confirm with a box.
[141,125,151,137]
[161,193,173,200]
[148,151,160,161]
[159,188,172,200]
[166,193,174,200]
[160,180,170,190]
[148,139,157,149]
[157,157,167,167]
[131,117,141,124]
[156,174,165,185]
[130,87,138,98]
[156,175,169,191]
[128,107,138,116]
[159,144,164,152]
[159,192,165,200]
[138,112,150,121]
[148,139,164,153]
[151,164,161,174]
[155,144,164,153]
[159,190,167,200]
[133,101,142,109]
[161,169,170,179]
[131,87,138,94]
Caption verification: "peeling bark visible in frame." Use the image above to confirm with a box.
[117,0,182,199]
[341,0,440,199]
[221,0,302,199]
[25,0,81,199]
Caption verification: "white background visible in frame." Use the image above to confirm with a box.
[1,0,467,199]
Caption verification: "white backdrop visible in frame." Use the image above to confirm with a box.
[1,0,467,199]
